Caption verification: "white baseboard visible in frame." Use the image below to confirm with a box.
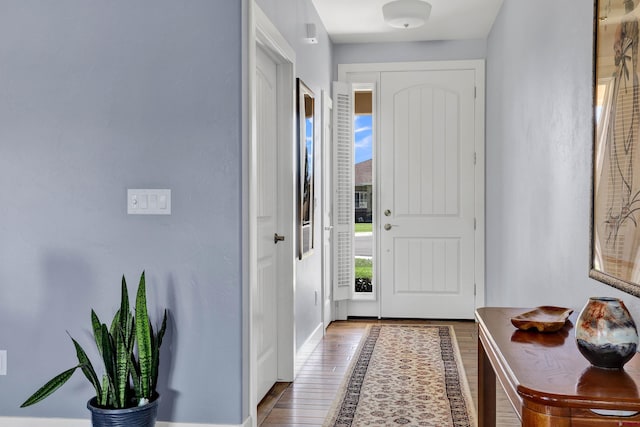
[294,322,324,376]
[0,416,250,427]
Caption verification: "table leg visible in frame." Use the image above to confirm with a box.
[478,338,496,427]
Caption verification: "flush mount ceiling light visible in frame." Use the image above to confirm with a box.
[382,0,432,29]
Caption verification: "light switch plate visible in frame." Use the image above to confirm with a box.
[0,350,7,375]
[128,189,171,215]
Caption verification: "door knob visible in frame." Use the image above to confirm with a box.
[274,233,285,244]
[384,209,392,217]
[384,224,394,231]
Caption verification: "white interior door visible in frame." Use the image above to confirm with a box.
[255,46,279,400]
[321,90,333,330]
[380,69,476,319]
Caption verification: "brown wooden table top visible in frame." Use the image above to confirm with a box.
[476,306,640,411]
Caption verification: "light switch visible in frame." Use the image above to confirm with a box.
[128,189,171,215]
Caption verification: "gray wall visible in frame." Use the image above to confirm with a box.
[485,0,640,315]
[0,1,244,424]
[256,0,333,352]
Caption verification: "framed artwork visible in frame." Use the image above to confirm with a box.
[298,78,315,259]
[591,0,640,296]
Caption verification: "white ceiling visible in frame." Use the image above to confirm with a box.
[311,0,504,44]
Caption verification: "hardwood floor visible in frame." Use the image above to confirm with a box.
[257,319,520,426]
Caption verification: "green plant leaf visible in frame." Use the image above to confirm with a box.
[127,314,135,351]
[115,326,130,407]
[91,310,104,359]
[122,278,135,359]
[100,323,119,406]
[109,277,130,342]
[20,366,78,408]
[118,275,130,334]
[99,374,109,407]
[69,335,101,399]
[157,310,167,349]
[135,271,152,398]
[109,309,121,338]
[129,352,141,399]
[108,279,131,408]
[151,310,168,390]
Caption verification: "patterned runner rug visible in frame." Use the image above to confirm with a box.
[323,325,477,427]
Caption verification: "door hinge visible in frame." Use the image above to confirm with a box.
[474,283,477,296]
[474,152,477,165]
[474,218,476,230]
[474,86,477,99]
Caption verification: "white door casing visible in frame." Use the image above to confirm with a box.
[380,68,477,319]
[321,90,333,330]
[250,5,296,421]
[336,61,485,319]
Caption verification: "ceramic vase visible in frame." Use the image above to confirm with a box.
[575,297,639,369]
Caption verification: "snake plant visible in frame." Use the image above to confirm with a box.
[21,272,167,409]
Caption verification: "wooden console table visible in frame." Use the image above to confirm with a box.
[476,307,640,426]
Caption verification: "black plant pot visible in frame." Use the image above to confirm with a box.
[87,396,159,427]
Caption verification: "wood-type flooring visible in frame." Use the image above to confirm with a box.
[257,319,519,426]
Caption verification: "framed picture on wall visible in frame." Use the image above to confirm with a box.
[298,78,315,259]
[590,0,640,297]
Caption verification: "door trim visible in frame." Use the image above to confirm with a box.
[321,89,333,331]
[338,60,486,317]
[249,4,296,425]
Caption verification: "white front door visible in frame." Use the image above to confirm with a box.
[379,69,476,319]
[255,46,279,400]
